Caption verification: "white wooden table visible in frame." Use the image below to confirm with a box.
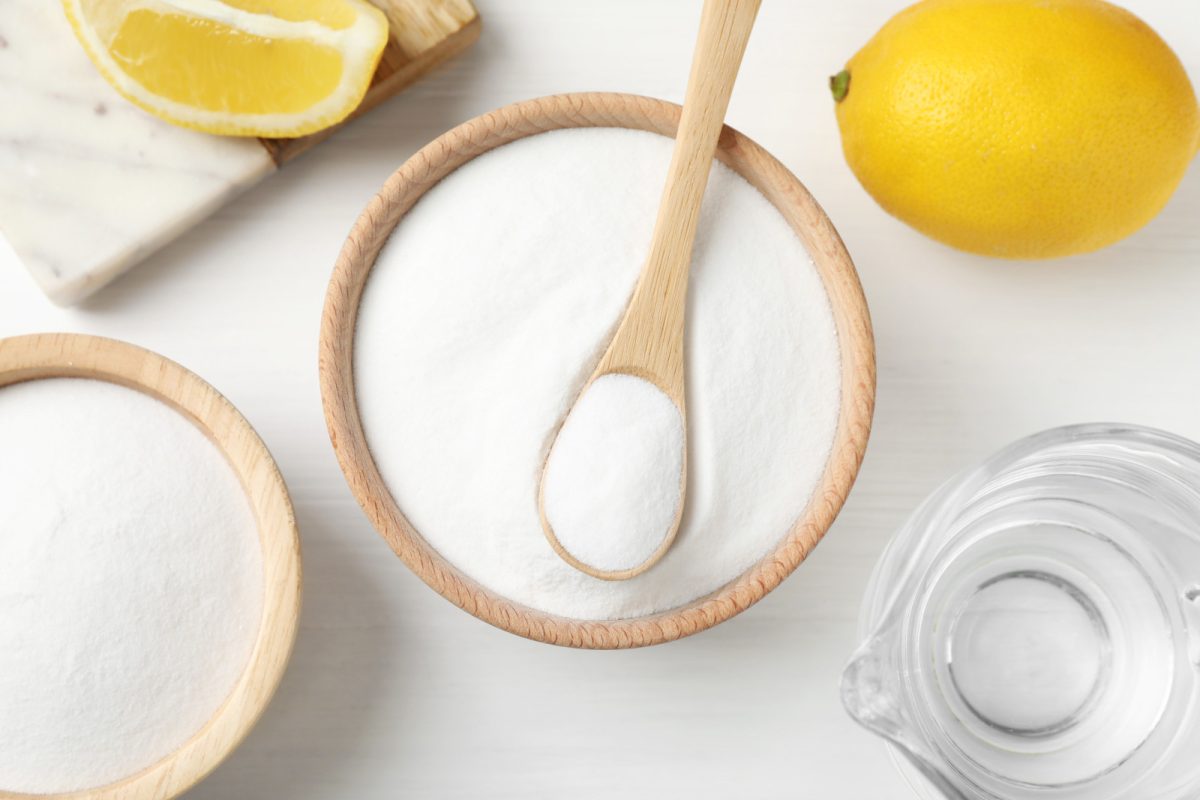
[2,1,1197,796]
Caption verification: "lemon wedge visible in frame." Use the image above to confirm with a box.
[62,0,389,137]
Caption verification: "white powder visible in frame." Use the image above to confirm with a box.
[542,373,684,574]
[356,127,840,620]
[0,379,263,793]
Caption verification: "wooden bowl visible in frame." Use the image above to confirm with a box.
[0,333,301,800]
[321,92,875,649]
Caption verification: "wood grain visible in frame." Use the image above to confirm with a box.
[0,333,302,800]
[258,0,481,165]
[537,0,761,581]
[319,92,876,649]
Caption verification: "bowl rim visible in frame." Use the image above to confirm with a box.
[319,91,875,648]
[0,332,302,800]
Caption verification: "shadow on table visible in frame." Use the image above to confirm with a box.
[188,518,400,800]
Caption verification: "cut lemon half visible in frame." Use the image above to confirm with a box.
[62,0,390,137]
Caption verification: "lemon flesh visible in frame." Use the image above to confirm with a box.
[63,0,389,138]
[834,0,1200,259]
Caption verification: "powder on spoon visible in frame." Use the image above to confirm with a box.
[0,378,262,793]
[355,127,841,621]
[542,373,684,574]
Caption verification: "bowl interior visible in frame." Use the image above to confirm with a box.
[320,92,875,649]
[0,333,300,800]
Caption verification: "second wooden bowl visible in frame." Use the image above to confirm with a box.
[0,333,301,800]
[321,92,875,649]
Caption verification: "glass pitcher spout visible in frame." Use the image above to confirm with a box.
[841,630,967,800]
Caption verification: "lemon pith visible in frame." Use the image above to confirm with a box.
[62,0,389,138]
[833,0,1200,259]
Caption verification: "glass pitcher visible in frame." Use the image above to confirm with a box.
[842,424,1200,800]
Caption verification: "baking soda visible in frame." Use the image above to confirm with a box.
[355,127,840,620]
[0,379,262,793]
[542,373,684,574]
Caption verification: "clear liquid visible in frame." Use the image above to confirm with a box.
[915,510,1177,789]
[948,570,1109,737]
[853,425,1200,800]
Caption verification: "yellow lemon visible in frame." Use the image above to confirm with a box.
[63,0,389,138]
[832,0,1200,258]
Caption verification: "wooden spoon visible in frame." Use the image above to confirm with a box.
[538,0,761,581]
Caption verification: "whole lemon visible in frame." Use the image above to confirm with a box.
[832,0,1200,258]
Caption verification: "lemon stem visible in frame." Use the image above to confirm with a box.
[830,69,850,102]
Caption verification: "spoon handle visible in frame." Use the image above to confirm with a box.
[598,0,761,391]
